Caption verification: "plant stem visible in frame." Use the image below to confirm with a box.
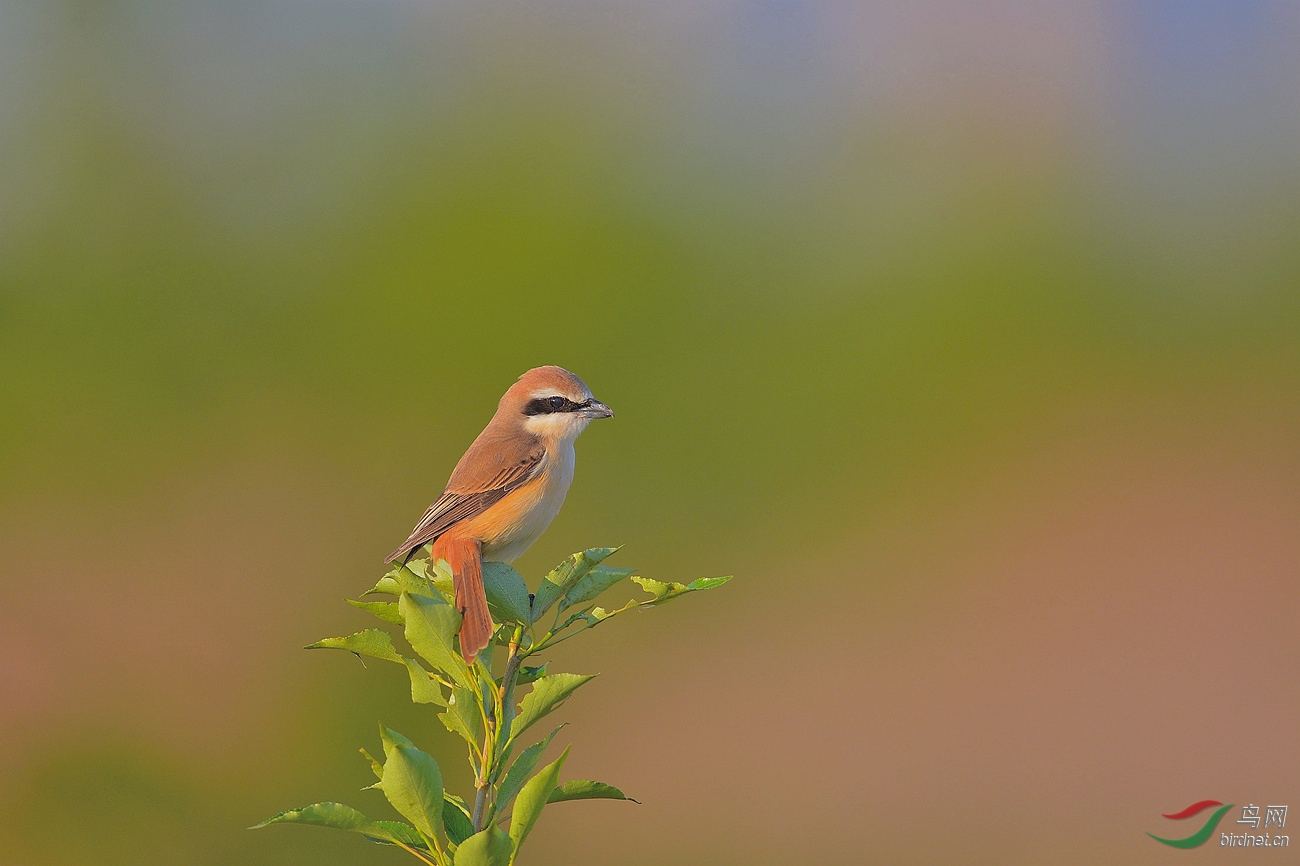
[498,640,525,739]
[471,780,490,835]
[392,839,440,866]
[470,681,494,833]
[472,627,525,832]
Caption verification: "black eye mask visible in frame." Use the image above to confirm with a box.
[522,396,591,416]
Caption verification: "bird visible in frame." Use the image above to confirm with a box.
[386,366,614,661]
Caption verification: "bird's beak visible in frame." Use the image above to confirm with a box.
[581,399,614,419]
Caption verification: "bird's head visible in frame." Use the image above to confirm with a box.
[501,365,613,441]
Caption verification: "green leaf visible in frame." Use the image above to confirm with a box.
[562,565,636,610]
[631,574,732,605]
[443,795,474,846]
[251,801,370,831]
[569,598,638,633]
[405,657,447,706]
[250,803,432,849]
[510,663,548,687]
[495,725,565,811]
[379,727,445,842]
[477,638,497,669]
[531,548,620,622]
[482,562,532,625]
[382,557,456,604]
[400,591,473,690]
[347,598,402,624]
[454,825,513,866]
[306,628,403,664]
[380,726,417,751]
[428,558,458,602]
[360,747,383,781]
[438,685,486,750]
[509,674,594,742]
[362,820,428,848]
[370,560,439,598]
[629,576,685,603]
[369,575,401,596]
[553,606,595,632]
[509,747,569,856]
[548,780,637,804]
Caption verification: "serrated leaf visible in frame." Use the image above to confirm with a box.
[495,724,565,811]
[249,802,430,849]
[443,795,474,846]
[438,685,486,750]
[250,800,434,847]
[548,780,637,803]
[629,576,683,602]
[562,565,636,610]
[360,747,383,781]
[531,548,620,622]
[454,825,513,866]
[251,801,370,831]
[509,663,548,687]
[362,819,428,848]
[509,747,569,856]
[381,557,455,604]
[369,575,401,596]
[347,598,402,624]
[509,674,594,742]
[405,657,446,706]
[428,558,457,602]
[553,606,594,632]
[401,591,473,689]
[481,562,532,625]
[370,560,439,598]
[567,598,638,633]
[379,725,416,752]
[306,628,403,664]
[631,574,732,605]
[379,728,445,842]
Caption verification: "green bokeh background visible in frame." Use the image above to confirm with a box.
[3,4,1297,864]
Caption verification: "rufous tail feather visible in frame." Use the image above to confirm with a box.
[432,535,493,661]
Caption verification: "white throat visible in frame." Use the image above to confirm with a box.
[523,411,591,441]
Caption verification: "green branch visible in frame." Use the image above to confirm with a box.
[253,547,731,865]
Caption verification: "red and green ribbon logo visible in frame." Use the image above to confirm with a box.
[1148,800,1234,848]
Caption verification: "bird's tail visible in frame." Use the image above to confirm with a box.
[431,535,494,662]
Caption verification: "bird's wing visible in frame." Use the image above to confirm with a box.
[385,433,545,563]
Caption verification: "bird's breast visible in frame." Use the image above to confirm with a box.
[476,442,575,563]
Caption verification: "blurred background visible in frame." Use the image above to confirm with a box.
[2,2,1298,864]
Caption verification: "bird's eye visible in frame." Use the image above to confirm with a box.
[547,396,566,410]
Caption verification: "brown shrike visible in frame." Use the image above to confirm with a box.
[386,366,614,660]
